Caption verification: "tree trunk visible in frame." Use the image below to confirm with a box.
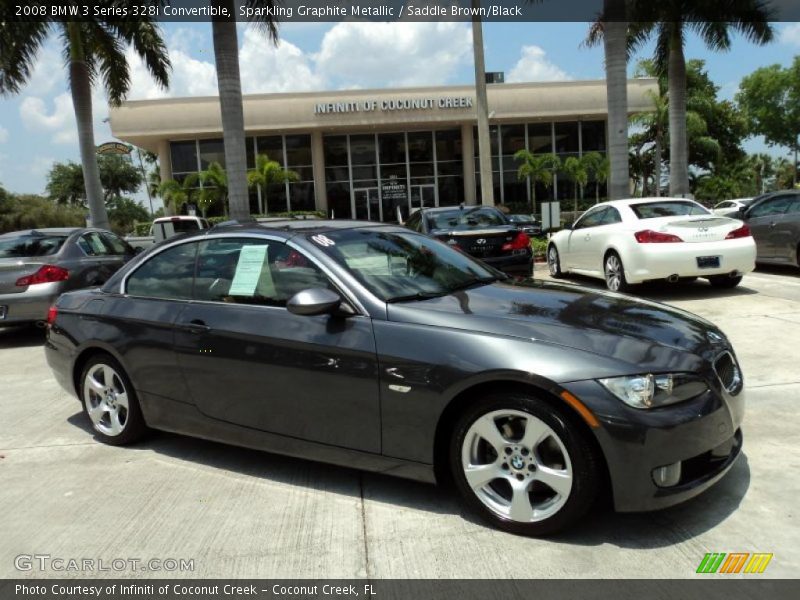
[668,26,690,196]
[471,1,494,206]
[603,14,629,200]
[654,133,662,197]
[531,185,537,217]
[67,24,109,230]
[212,3,250,221]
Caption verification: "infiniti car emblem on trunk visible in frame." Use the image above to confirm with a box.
[476,238,487,245]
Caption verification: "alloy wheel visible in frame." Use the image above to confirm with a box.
[605,254,623,292]
[461,409,573,523]
[547,246,560,277]
[83,363,129,436]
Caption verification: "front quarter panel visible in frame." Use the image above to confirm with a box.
[373,319,636,464]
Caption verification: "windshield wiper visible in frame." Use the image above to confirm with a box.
[446,276,498,293]
[386,290,448,303]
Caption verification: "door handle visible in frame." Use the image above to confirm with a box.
[182,319,210,333]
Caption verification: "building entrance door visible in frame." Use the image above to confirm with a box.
[410,184,436,211]
[353,187,380,221]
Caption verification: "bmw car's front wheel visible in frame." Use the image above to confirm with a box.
[81,355,147,445]
[449,393,599,536]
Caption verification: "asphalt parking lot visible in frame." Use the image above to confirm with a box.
[1,265,798,579]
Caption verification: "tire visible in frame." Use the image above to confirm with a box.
[604,251,630,293]
[80,354,147,445]
[449,392,600,536]
[547,244,564,278]
[708,275,743,289]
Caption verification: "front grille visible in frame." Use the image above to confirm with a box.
[714,351,742,394]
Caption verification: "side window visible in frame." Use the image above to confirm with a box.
[573,208,607,230]
[193,238,332,307]
[100,232,133,256]
[601,207,622,225]
[406,213,422,232]
[749,196,792,218]
[126,242,197,300]
[78,232,111,256]
[787,195,800,214]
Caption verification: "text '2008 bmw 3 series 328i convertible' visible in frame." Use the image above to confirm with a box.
[45,220,744,535]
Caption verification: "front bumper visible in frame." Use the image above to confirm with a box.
[563,376,745,512]
[623,238,756,283]
[0,282,61,326]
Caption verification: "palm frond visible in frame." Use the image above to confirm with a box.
[0,21,49,95]
[87,22,131,105]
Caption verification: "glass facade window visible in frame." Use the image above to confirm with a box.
[527,123,552,154]
[170,141,198,174]
[198,138,225,170]
[256,136,284,166]
[554,122,579,154]
[581,120,606,152]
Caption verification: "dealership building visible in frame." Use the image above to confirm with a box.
[109,79,656,221]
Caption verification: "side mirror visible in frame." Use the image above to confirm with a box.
[287,288,343,316]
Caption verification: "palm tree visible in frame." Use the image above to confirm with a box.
[562,156,589,215]
[513,150,560,216]
[630,85,668,197]
[585,0,630,200]
[157,174,199,215]
[0,14,170,230]
[211,1,280,220]
[198,162,229,217]
[247,154,299,215]
[581,152,609,204]
[628,1,773,196]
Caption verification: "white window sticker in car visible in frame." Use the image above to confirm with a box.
[311,234,336,247]
[229,245,274,297]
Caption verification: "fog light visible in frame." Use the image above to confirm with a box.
[653,462,681,487]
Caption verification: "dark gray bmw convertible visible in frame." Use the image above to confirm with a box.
[45,220,744,535]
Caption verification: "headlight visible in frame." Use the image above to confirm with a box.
[598,373,708,409]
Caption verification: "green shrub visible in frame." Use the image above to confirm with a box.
[530,237,548,258]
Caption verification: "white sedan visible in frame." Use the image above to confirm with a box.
[547,198,756,292]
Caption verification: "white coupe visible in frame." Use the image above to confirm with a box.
[547,198,756,292]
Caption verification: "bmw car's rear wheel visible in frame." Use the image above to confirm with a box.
[547,245,563,278]
[81,355,147,445]
[604,252,630,293]
[450,393,599,536]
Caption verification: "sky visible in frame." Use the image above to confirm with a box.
[1,20,800,200]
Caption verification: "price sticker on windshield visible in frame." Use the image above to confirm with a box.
[311,234,336,247]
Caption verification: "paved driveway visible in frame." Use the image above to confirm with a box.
[1,266,798,579]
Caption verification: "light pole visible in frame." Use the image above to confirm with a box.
[472,0,494,206]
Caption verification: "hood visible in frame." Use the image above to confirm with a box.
[386,280,727,373]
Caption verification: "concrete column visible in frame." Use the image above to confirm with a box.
[461,123,476,205]
[157,139,172,182]
[311,131,327,214]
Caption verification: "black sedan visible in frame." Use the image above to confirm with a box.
[404,205,533,276]
[506,213,543,236]
[45,221,744,535]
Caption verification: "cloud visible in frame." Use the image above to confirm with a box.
[24,43,64,96]
[19,93,75,140]
[239,27,324,93]
[507,45,571,83]
[314,21,472,88]
[0,126,8,143]
[779,23,800,46]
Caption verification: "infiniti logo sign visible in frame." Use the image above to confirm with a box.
[476,238,487,245]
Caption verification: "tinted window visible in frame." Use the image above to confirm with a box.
[508,214,534,223]
[630,201,710,219]
[194,238,330,307]
[310,230,497,302]
[788,196,800,214]
[100,232,133,255]
[749,195,793,218]
[573,207,607,229]
[78,232,111,256]
[126,243,197,300]
[426,207,507,230]
[405,212,423,232]
[0,234,67,258]
[602,207,622,225]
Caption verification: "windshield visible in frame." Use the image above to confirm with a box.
[0,234,67,258]
[508,214,534,223]
[630,201,710,219]
[425,207,508,231]
[308,229,500,302]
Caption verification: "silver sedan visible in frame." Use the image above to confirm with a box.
[0,228,136,326]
